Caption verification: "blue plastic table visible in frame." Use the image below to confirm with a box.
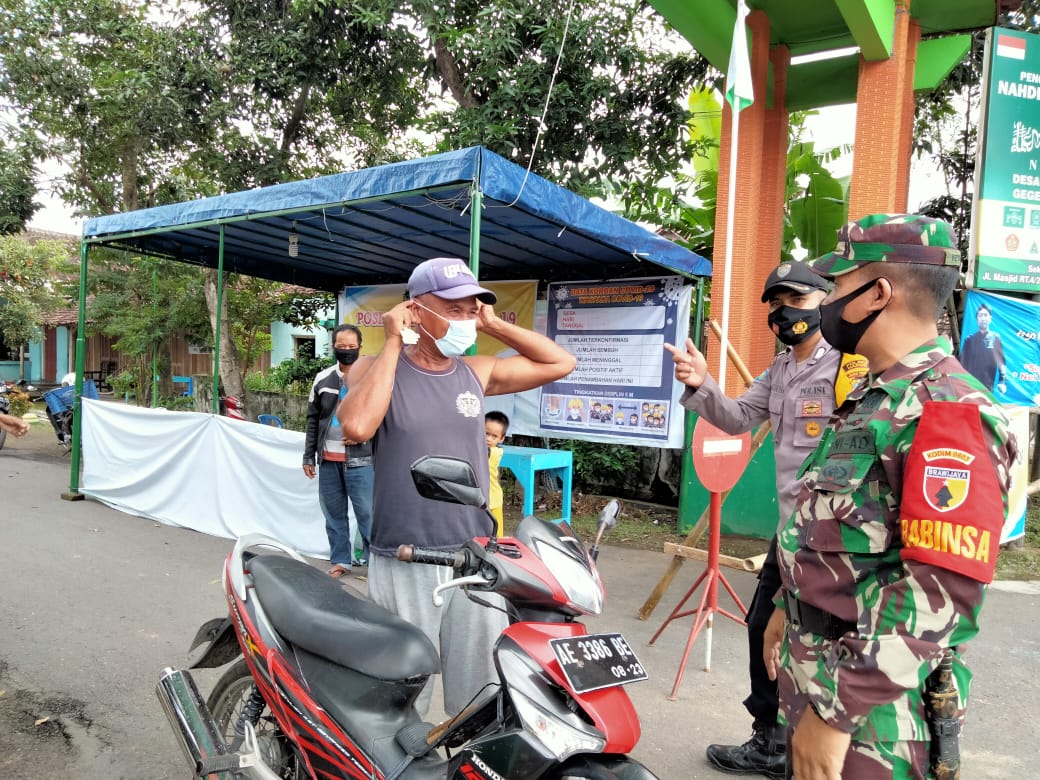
[498,445,573,525]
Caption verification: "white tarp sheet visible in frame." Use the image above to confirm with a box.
[80,399,333,558]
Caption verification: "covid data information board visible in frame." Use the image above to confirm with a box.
[539,276,691,449]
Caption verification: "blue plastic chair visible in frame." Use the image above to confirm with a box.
[172,376,193,397]
[257,414,283,428]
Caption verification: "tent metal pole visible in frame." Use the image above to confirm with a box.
[468,179,482,278]
[212,226,225,413]
[677,276,706,532]
[152,263,159,406]
[465,176,483,359]
[64,240,90,500]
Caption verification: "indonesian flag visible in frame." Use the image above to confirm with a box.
[996,33,1026,61]
[725,0,754,111]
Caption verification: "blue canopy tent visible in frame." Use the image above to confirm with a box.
[65,146,711,495]
[81,146,710,289]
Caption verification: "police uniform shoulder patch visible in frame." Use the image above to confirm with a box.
[834,353,868,407]
[899,401,1003,583]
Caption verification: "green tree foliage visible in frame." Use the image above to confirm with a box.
[87,254,211,403]
[1,0,706,204]
[0,235,76,376]
[224,276,333,388]
[0,135,39,235]
[416,0,707,193]
[0,0,230,213]
[0,0,708,403]
[268,353,328,393]
[193,0,430,187]
[783,136,849,261]
[618,90,849,265]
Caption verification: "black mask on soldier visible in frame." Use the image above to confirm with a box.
[819,277,885,354]
[334,348,360,366]
[767,305,821,346]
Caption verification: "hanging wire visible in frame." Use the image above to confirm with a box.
[497,0,578,209]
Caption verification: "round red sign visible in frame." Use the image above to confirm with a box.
[691,418,752,493]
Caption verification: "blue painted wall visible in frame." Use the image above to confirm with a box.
[56,327,70,379]
[28,340,42,382]
[270,306,335,365]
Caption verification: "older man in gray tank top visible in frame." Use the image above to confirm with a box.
[338,257,575,717]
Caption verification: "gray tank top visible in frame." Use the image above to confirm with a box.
[370,352,493,555]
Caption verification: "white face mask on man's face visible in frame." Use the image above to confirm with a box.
[415,302,478,357]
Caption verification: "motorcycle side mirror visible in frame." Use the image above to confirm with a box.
[588,499,622,563]
[596,499,621,534]
[410,455,487,509]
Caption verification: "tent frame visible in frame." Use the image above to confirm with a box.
[65,149,711,525]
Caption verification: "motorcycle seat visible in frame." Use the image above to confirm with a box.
[248,555,440,680]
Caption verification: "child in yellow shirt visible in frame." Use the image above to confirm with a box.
[485,411,509,536]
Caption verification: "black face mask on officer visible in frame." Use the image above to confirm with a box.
[819,277,886,354]
[334,347,360,366]
[767,305,821,346]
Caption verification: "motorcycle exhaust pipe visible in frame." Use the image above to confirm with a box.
[156,667,232,778]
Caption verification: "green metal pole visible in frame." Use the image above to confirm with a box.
[677,276,706,533]
[65,240,90,499]
[466,175,482,356]
[151,263,158,407]
[468,179,482,278]
[212,227,225,413]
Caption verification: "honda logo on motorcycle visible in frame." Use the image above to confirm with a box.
[461,753,504,780]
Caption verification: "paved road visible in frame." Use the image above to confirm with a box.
[0,424,1037,778]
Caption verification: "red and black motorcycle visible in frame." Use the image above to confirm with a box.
[157,456,657,779]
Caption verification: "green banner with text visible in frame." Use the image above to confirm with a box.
[972,27,1040,292]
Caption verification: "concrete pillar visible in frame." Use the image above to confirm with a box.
[752,43,791,377]
[710,10,789,390]
[848,0,920,218]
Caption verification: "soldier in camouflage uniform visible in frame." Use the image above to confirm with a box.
[763,214,1016,779]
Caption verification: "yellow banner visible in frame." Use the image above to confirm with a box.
[339,281,537,357]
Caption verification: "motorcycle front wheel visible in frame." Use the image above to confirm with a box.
[207,658,305,780]
[0,428,6,450]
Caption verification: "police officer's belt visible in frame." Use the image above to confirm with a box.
[784,592,857,640]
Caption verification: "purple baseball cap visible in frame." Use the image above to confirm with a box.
[407,257,497,304]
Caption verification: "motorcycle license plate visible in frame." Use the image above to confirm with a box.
[549,632,648,694]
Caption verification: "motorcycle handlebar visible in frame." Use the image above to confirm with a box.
[396,545,467,569]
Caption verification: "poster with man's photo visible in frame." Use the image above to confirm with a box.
[959,289,1040,407]
[539,276,691,449]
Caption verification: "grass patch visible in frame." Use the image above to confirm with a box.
[995,494,1040,581]
[505,489,1040,581]
[503,493,771,560]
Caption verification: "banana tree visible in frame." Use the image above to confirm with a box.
[617,87,849,263]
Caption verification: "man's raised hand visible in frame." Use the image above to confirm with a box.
[383,300,418,343]
[663,338,709,389]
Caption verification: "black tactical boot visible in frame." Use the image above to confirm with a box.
[705,721,787,779]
